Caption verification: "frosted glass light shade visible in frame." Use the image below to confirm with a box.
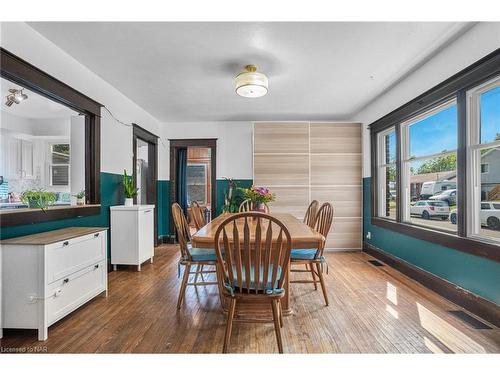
[235,68,268,98]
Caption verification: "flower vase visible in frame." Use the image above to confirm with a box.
[124,198,134,207]
[254,202,267,213]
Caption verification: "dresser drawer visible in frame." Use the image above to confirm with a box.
[46,231,106,283]
[46,261,106,325]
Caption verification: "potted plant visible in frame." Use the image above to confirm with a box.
[122,169,138,206]
[20,190,56,211]
[73,190,86,205]
[240,186,276,212]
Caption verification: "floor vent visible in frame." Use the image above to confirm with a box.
[448,310,492,330]
[368,260,384,267]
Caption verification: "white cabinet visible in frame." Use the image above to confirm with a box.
[0,136,35,179]
[1,227,108,341]
[110,205,155,271]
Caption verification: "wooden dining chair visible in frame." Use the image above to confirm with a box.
[191,201,206,231]
[214,212,292,353]
[172,203,220,309]
[303,200,319,228]
[290,202,333,306]
[238,199,269,213]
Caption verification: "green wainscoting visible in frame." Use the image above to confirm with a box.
[362,177,500,304]
[0,176,254,246]
[157,180,170,238]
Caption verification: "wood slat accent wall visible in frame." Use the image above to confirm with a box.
[253,122,362,250]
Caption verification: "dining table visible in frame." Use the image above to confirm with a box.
[191,212,324,317]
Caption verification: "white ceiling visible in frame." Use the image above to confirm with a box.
[28,22,474,122]
[1,77,78,119]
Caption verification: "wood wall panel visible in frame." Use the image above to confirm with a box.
[310,123,362,154]
[310,154,362,186]
[325,218,363,250]
[253,154,309,186]
[266,187,310,219]
[311,186,362,218]
[253,122,362,250]
[254,122,309,154]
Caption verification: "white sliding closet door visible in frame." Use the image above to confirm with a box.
[253,121,362,250]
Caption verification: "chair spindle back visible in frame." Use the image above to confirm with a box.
[303,200,319,228]
[172,203,192,260]
[214,212,292,294]
[191,201,206,230]
[313,202,334,256]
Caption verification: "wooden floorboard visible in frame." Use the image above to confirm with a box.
[1,245,499,353]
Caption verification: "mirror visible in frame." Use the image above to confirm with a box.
[0,77,85,211]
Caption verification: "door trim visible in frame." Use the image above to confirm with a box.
[132,124,158,246]
[169,139,217,236]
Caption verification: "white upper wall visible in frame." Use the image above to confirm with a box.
[160,122,253,180]
[0,22,162,175]
[356,22,500,177]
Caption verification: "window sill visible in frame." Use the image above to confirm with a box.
[0,204,101,227]
[371,217,500,263]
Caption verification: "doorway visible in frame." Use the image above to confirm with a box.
[169,139,217,235]
[132,124,158,246]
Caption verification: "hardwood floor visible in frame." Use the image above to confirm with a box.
[1,245,499,353]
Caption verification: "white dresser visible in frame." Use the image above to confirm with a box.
[1,227,108,341]
[110,205,155,271]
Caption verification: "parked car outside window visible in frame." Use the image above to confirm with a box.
[429,189,457,206]
[410,200,450,220]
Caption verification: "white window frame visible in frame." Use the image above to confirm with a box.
[466,75,500,242]
[48,142,70,187]
[400,99,457,224]
[376,126,396,219]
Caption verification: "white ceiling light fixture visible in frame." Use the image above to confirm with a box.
[5,88,28,107]
[235,65,268,98]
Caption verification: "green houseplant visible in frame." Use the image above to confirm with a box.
[73,189,86,205]
[20,190,56,211]
[123,169,139,206]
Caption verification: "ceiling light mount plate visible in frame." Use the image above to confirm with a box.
[235,64,268,98]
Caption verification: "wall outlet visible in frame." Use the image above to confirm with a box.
[366,231,372,240]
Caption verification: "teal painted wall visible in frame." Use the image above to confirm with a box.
[157,180,170,237]
[363,177,500,304]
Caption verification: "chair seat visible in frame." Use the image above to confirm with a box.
[290,248,318,260]
[187,244,217,262]
[229,265,283,293]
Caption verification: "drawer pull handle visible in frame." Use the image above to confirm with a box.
[94,233,100,238]
[63,241,69,246]
[144,210,152,213]
[94,264,99,269]
[63,278,69,284]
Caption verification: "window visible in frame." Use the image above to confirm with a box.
[401,100,457,232]
[467,75,500,241]
[376,128,397,220]
[370,50,500,261]
[49,143,70,186]
[187,164,208,204]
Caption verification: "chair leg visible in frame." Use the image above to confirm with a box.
[278,300,283,328]
[177,264,191,309]
[309,262,318,290]
[315,263,329,306]
[215,264,225,310]
[271,300,284,353]
[223,298,237,353]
